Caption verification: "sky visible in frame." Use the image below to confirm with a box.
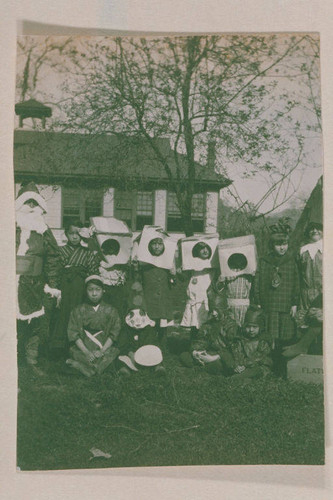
[15,35,323,215]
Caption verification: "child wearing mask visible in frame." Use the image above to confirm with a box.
[16,182,61,373]
[140,236,174,333]
[181,242,216,330]
[215,252,253,327]
[99,238,129,318]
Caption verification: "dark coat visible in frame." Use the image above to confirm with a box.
[141,264,174,320]
[16,226,61,318]
[252,250,300,313]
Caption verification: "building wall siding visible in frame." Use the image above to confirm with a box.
[154,189,167,228]
[103,188,115,216]
[205,191,219,233]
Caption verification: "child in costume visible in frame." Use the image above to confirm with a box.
[139,234,175,331]
[181,242,216,330]
[283,221,323,358]
[16,182,62,372]
[66,275,121,377]
[219,306,272,382]
[178,278,237,368]
[252,218,300,373]
[216,252,253,327]
[50,219,100,357]
[99,238,129,318]
[117,307,165,375]
[299,222,322,310]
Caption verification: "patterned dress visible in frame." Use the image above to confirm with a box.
[67,301,121,375]
[219,275,252,327]
[50,244,100,350]
[252,250,300,342]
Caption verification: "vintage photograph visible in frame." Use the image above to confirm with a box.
[14,34,323,470]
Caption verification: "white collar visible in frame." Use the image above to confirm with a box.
[93,304,101,312]
[300,240,322,260]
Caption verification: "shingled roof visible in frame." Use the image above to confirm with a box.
[14,130,232,192]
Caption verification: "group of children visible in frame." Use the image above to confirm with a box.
[16,183,323,383]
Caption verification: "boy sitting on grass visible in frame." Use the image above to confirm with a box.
[66,275,121,377]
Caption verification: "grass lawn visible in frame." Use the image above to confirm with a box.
[17,352,325,471]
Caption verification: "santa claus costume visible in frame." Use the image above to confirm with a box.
[16,182,61,369]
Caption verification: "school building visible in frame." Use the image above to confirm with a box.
[14,112,232,243]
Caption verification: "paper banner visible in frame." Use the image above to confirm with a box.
[90,216,130,234]
[218,235,257,278]
[96,233,133,266]
[136,225,177,270]
[181,234,219,271]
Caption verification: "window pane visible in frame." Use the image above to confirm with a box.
[167,192,205,232]
[137,192,153,215]
[167,216,184,232]
[63,188,81,226]
[192,218,205,232]
[85,197,102,223]
[167,192,181,215]
[137,191,153,228]
[192,193,204,217]
[114,190,134,229]
[62,187,103,227]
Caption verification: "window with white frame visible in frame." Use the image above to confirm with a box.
[167,192,205,232]
[62,187,103,227]
[114,190,154,231]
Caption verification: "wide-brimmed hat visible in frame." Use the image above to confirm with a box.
[134,345,163,367]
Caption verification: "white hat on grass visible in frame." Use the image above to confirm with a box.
[134,345,163,367]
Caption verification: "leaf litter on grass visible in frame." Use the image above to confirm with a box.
[16,358,325,469]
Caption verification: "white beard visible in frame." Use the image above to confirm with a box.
[16,205,48,256]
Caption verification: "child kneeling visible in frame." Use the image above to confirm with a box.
[66,275,121,377]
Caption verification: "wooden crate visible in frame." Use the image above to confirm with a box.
[287,354,323,384]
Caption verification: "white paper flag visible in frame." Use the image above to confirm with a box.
[181,234,219,271]
[136,225,177,270]
[218,235,257,278]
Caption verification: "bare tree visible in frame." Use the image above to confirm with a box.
[16,36,73,103]
[16,35,321,235]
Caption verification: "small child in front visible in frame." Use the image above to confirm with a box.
[66,275,121,377]
[222,306,272,383]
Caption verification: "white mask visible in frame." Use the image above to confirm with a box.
[125,309,155,329]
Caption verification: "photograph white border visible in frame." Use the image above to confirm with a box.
[0,1,332,499]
